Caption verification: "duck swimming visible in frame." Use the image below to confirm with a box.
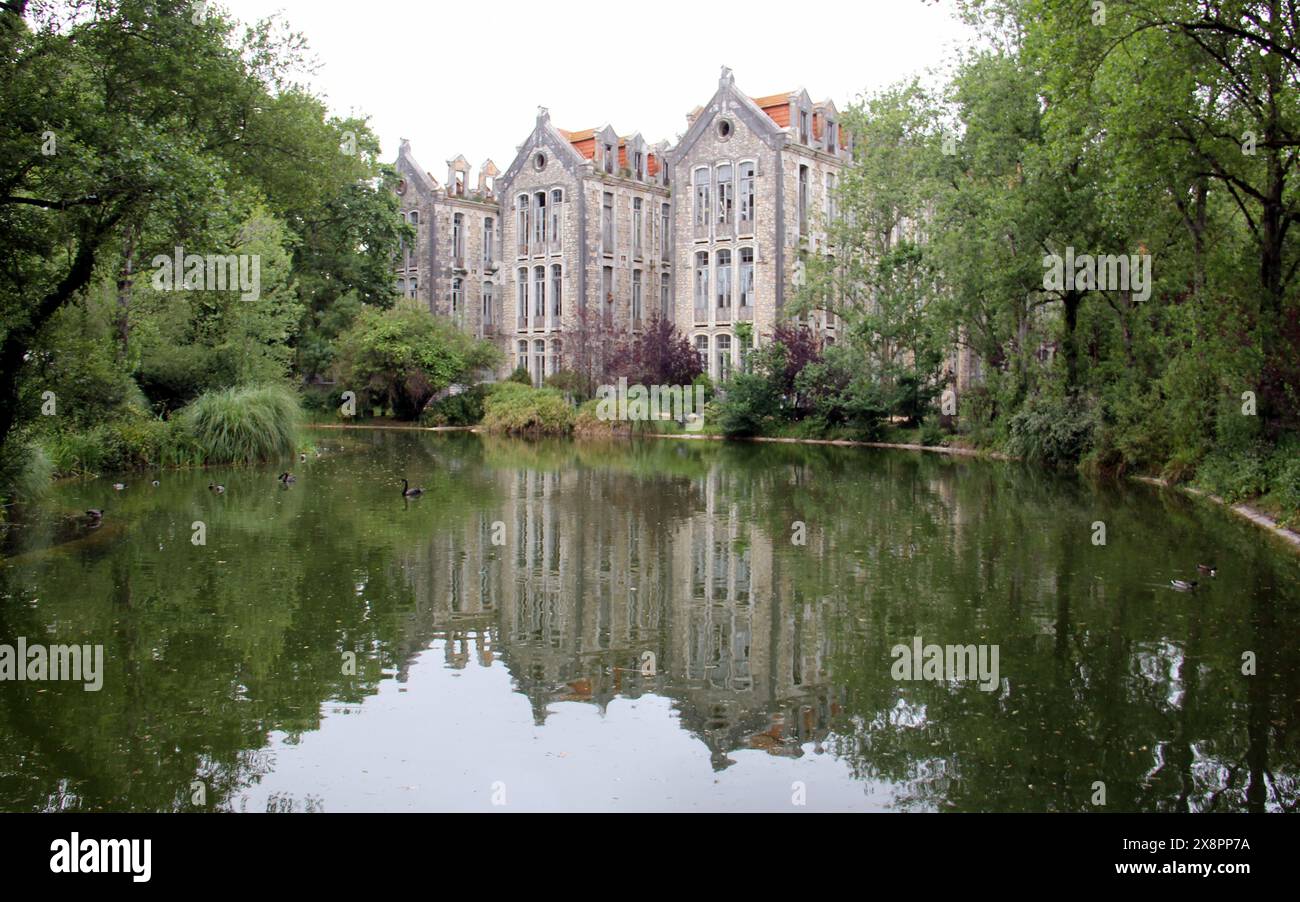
[208,483,225,494]
[401,478,424,498]
[1170,579,1198,592]
[278,472,296,485]
[112,483,126,491]
[1197,564,1216,577]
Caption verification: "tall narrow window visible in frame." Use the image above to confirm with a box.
[603,143,614,174]
[533,265,545,323]
[409,279,418,299]
[532,340,545,386]
[739,248,754,314]
[516,195,529,256]
[632,270,642,328]
[826,120,838,155]
[483,217,495,265]
[798,165,809,236]
[550,264,562,324]
[517,268,527,328]
[451,278,463,320]
[717,334,732,380]
[452,213,465,263]
[738,162,755,231]
[632,198,643,259]
[533,192,547,250]
[716,249,732,314]
[695,334,710,371]
[660,279,671,319]
[799,109,810,144]
[549,189,562,252]
[661,203,671,262]
[482,281,495,327]
[694,251,709,321]
[633,150,644,180]
[693,169,710,236]
[716,163,733,231]
[517,340,528,373]
[601,192,614,255]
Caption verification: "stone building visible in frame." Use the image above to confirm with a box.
[393,140,503,341]
[393,68,978,400]
[669,68,848,380]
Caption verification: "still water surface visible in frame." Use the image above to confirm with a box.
[1,430,1297,812]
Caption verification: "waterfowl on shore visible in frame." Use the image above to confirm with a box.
[299,453,308,463]
[278,472,296,485]
[85,509,104,522]
[208,483,225,495]
[1170,579,1198,592]
[1197,564,1217,577]
[151,480,160,487]
[111,483,126,491]
[401,478,424,498]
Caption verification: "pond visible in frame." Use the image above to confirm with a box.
[1,430,1297,812]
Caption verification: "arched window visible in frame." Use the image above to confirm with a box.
[532,339,546,386]
[550,339,562,376]
[397,277,406,295]
[694,251,709,321]
[408,279,418,299]
[533,191,547,249]
[550,264,562,324]
[695,334,710,372]
[533,266,546,321]
[451,278,463,319]
[738,162,756,230]
[517,340,528,373]
[516,268,528,328]
[483,217,495,265]
[716,249,732,313]
[516,195,529,256]
[693,168,710,236]
[716,163,733,230]
[409,210,419,225]
[452,213,464,262]
[549,189,563,251]
[482,281,495,326]
[739,247,754,314]
[716,334,732,381]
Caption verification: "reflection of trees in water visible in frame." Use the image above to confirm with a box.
[1,435,1297,811]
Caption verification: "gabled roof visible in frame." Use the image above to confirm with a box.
[671,68,787,163]
[497,107,592,194]
[395,139,439,195]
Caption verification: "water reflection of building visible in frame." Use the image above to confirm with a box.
[384,461,841,768]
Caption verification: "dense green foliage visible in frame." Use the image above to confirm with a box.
[0,1,408,505]
[481,383,576,436]
[331,305,499,420]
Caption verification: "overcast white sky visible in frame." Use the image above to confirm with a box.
[222,0,975,179]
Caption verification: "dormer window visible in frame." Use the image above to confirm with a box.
[603,143,614,174]
[826,120,838,155]
[799,108,811,145]
[633,150,644,180]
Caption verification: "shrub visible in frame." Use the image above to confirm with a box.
[717,373,784,437]
[179,384,302,464]
[506,366,533,386]
[1005,393,1099,468]
[481,383,575,436]
[920,420,945,447]
[421,384,490,427]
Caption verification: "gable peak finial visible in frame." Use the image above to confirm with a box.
[720,66,734,87]
[537,106,550,124]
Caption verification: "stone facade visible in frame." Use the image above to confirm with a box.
[394,141,503,341]
[394,69,974,397]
